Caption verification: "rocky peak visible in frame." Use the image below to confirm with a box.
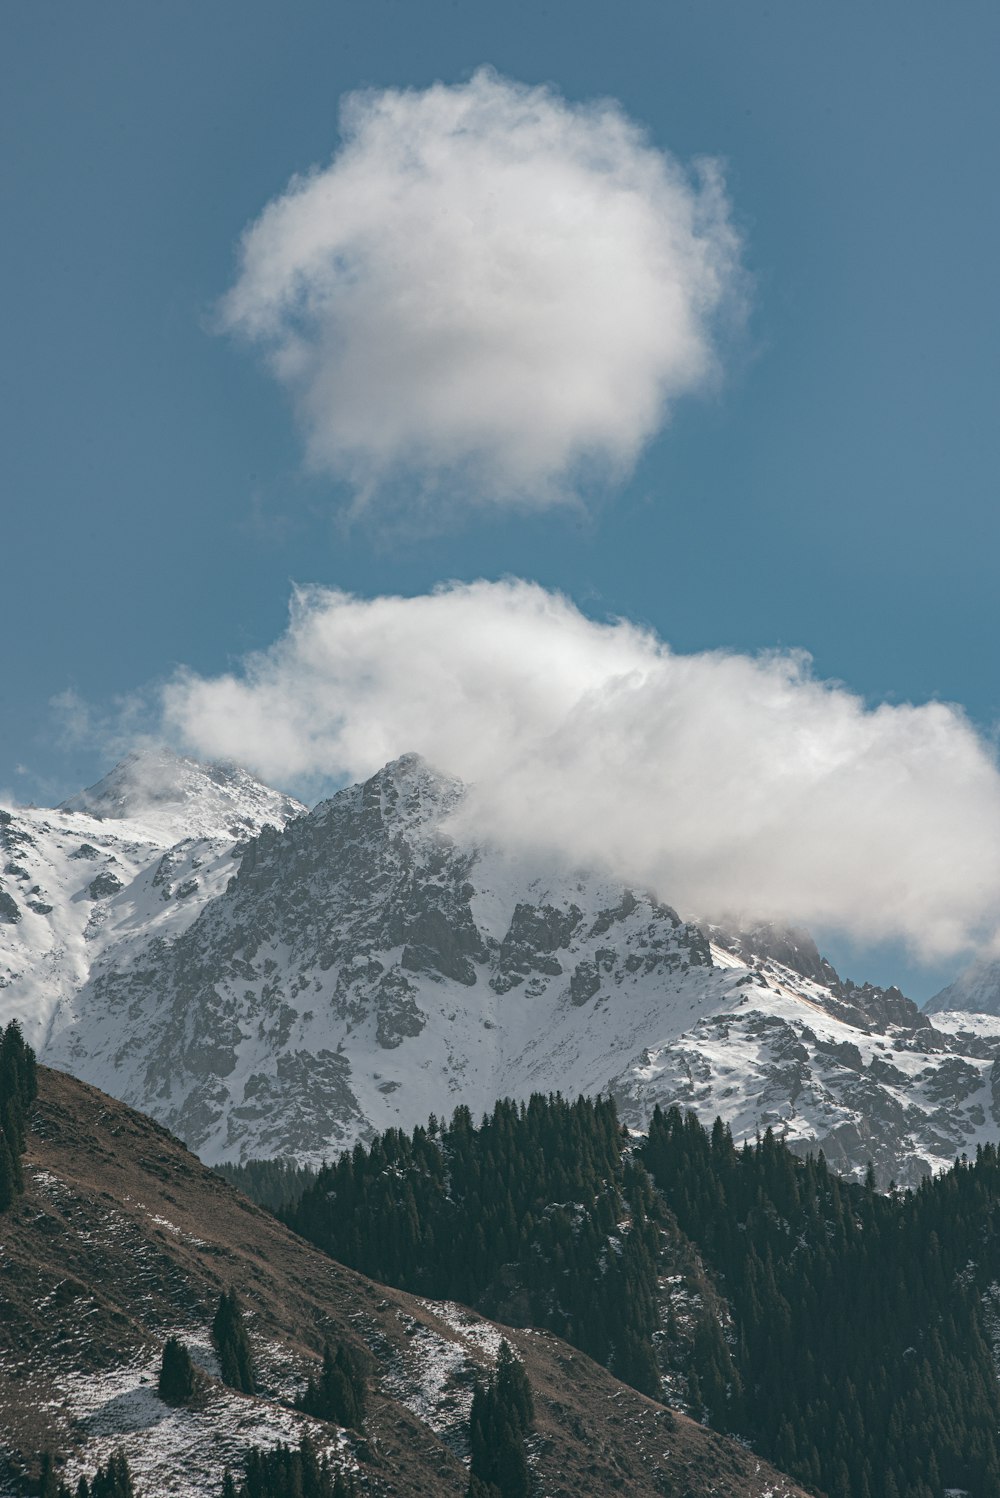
[712,920,840,987]
[59,747,305,842]
[346,754,464,834]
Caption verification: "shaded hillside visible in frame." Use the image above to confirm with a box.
[0,1067,808,1498]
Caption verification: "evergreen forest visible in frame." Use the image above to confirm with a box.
[283,1094,664,1394]
[278,1090,1000,1498]
[642,1105,1000,1498]
[213,1158,318,1213]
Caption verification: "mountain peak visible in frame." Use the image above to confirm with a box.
[58,746,305,842]
[926,957,1000,1017]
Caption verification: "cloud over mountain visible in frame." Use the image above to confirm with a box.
[162,580,1000,961]
[219,69,743,517]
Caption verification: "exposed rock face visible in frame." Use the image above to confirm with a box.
[7,750,1000,1186]
[29,756,713,1165]
[710,920,838,986]
[0,748,304,1058]
[87,870,124,900]
[59,748,303,841]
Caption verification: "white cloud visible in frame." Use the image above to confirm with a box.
[162,581,1000,962]
[219,68,743,516]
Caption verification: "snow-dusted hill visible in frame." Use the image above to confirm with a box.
[6,750,1000,1186]
[0,750,304,1053]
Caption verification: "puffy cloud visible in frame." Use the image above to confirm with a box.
[219,69,743,515]
[162,580,1000,962]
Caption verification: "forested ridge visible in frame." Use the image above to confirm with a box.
[642,1105,1000,1498]
[283,1094,664,1394]
[277,1092,1000,1498]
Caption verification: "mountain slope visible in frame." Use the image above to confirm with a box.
[58,749,304,842]
[0,750,304,1055]
[0,1065,808,1498]
[926,957,1000,1018]
[7,752,1000,1184]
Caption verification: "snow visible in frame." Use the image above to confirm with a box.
[42,1348,352,1498]
[927,958,1000,1017]
[4,749,998,1187]
[0,749,303,1052]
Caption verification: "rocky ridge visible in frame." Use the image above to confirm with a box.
[5,751,1000,1185]
[0,750,304,1057]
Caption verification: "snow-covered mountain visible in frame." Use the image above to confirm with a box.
[925,958,1000,1018]
[58,747,304,842]
[6,750,1000,1186]
[0,750,304,1053]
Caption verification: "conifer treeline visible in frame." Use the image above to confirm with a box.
[221,1436,356,1498]
[283,1094,663,1393]
[278,1090,1000,1497]
[0,1019,37,1212]
[642,1105,1000,1498]
[38,1449,133,1498]
[213,1158,318,1213]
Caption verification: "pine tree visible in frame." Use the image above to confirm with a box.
[212,1289,255,1394]
[495,1341,533,1431]
[294,1341,366,1431]
[0,1020,36,1215]
[38,1453,59,1498]
[158,1336,197,1406]
[90,1451,134,1498]
[467,1345,533,1498]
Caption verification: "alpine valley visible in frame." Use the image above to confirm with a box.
[7,750,1000,1498]
[2,748,999,1188]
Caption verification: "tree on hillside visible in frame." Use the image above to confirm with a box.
[467,1341,533,1498]
[158,1336,197,1406]
[211,1289,255,1394]
[221,1436,356,1498]
[294,1340,366,1431]
[0,1019,37,1214]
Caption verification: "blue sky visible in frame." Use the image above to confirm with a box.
[3,2,999,995]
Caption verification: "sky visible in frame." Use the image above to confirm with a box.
[3,1,999,997]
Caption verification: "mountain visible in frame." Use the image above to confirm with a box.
[0,749,304,1057]
[926,957,1000,1018]
[0,1063,809,1498]
[6,751,1000,1186]
[58,749,304,841]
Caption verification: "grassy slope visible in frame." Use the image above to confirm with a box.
[0,1068,810,1498]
